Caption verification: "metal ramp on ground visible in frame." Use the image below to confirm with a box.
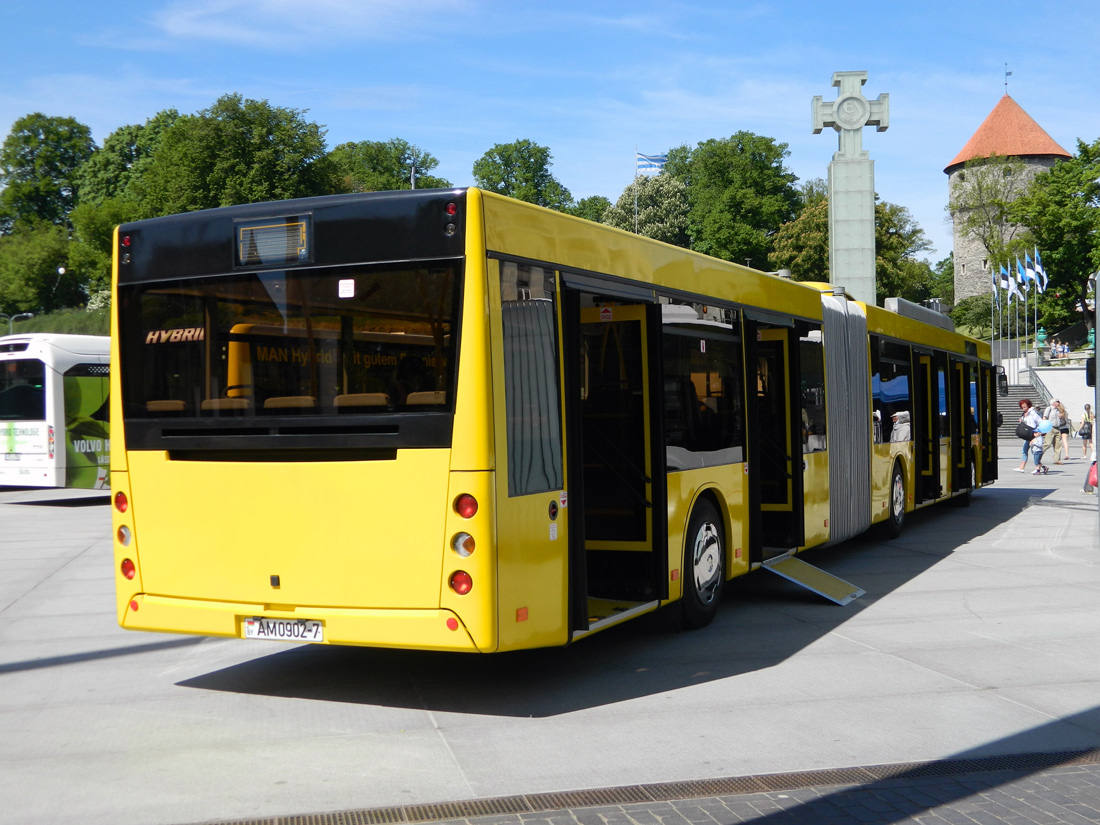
[762,555,865,606]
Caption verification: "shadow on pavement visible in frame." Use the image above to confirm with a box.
[178,485,1053,717]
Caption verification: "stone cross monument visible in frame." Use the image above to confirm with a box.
[812,71,889,306]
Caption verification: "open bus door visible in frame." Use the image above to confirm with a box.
[949,357,972,496]
[561,288,667,639]
[745,318,805,558]
[913,351,940,504]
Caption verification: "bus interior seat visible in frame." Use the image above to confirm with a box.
[263,396,317,410]
[200,398,252,412]
[335,392,390,410]
[405,391,447,405]
[146,399,187,413]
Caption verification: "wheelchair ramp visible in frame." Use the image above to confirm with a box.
[763,556,864,605]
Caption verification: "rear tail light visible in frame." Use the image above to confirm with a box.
[454,493,477,518]
[114,491,128,513]
[120,558,136,580]
[117,525,132,546]
[449,571,472,595]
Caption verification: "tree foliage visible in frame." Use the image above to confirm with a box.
[0,223,84,313]
[769,195,937,305]
[665,132,800,266]
[134,93,344,216]
[328,138,450,192]
[1010,138,1100,331]
[472,139,572,211]
[72,109,180,207]
[564,195,612,224]
[603,174,689,247]
[946,154,1031,268]
[0,113,96,232]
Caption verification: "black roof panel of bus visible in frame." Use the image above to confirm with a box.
[117,189,468,284]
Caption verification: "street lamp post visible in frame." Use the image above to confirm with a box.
[0,312,35,335]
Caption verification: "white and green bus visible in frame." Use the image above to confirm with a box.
[1,333,111,489]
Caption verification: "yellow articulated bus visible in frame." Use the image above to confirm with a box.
[110,189,997,652]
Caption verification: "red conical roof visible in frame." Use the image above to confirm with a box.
[945,95,1070,173]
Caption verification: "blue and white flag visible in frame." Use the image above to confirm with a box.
[1033,247,1048,292]
[636,152,667,171]
[991,269,1001,310]
[1024,252,1037,285]
[1016,258,1030,293]
[1004,264,1022,302]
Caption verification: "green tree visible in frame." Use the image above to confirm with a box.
[68,198,142,300]
[930,254,954,305]
[0,113,96,232]
[0,223,84,312]
[564,195,612,224]
[665,132,800,266]
[603,174,689,247]
[329,138,450,192]
[1010,138,1100,332]
[946,154,1030,269]
[769,196,936,305]
[72,109,180,207]
[472,139,572,210]
[769,197,829,280]
[134,93,344,216]
[874,201,935,304]
[950,293,1001,339]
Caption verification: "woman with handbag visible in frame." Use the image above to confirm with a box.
[1079,403,1094,459]
[1014,399,1044,473]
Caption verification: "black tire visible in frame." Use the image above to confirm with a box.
[681,498,725,629]
[883,461,905,538]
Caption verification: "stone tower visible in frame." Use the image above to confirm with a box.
[945,95,1070,300]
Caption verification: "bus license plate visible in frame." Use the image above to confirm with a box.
[243,617,324,643]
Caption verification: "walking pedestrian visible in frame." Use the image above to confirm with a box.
[1045,399,1068,464]
[1014,399,1043,473]
[1079,403,1094,459]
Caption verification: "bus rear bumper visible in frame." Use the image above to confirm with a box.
[120,594,483,652]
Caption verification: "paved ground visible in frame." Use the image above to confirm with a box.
[1,441,1098,825]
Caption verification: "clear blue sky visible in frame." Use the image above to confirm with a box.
[3,0,1098,262]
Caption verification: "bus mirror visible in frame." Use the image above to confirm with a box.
[1087,357,1095,388]
[997,371,1008,396]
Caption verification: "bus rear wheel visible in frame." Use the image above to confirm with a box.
[884,462,905,538]
[682,498,725,629]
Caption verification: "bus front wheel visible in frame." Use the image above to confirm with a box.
[884,462,905,538]
[682,498,725,629]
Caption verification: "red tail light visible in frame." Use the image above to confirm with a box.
[121,558,136,580]
[114,491,128,513]
[454,493,478,518]
[449,571,473,595]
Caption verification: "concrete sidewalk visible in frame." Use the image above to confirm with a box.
[1,443,1098,825]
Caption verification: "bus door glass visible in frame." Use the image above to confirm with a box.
[752,324,803,553]
[914,352,939,503]
[950,358,971,492]
[568,299,663,628]
[934,353,950,498]
[979,363,998,482]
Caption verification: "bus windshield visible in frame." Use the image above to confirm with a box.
[0,359,46,421]
[120,263,461,420]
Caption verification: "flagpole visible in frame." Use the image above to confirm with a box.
[633,147,639,234]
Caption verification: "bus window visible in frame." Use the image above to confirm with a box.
[120,264,460,421]
[500,262,562,496]
[871,337,912,442]
[0,360,46,421]
[662,304,744,471]
[798,324,826,452]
